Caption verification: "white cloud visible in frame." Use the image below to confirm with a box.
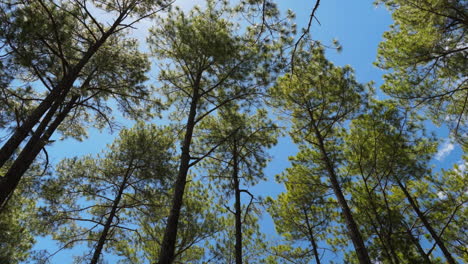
[435,140,454,161]
[437,191,447,200]
[456,160,467,175]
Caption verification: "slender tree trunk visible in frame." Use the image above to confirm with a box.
[365,211,396,264]
[0,15,126,208]
[158,79,200,264]
[90,159,133,264]
[0,96,78,208]
[302,207,321,264]
[0,83,71,170]
[0,13,124,169]
[232,144,242,264]
[404,224,432,264]
[0,88,60,168]
[396,180,456,264]
[362,179,399,264]
[311,122,371,264]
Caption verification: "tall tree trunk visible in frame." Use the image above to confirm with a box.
[404,224,432,264]
[396,180,456,264]
[302,207,321,264]
[158,79,200,264]
[311,122,371,264]
[0,12,124,169]
[0,96,78,208]
[90,159,133,264]
[362,179,399,264]
[0,15,126,209]
[0,88,61,168]
[232,144,242,264]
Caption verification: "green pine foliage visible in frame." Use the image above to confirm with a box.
[0,0,465,263]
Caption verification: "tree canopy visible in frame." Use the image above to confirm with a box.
[0,0,466,263]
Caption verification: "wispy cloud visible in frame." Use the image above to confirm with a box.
[435,140,454,161]
[456,160,466,175]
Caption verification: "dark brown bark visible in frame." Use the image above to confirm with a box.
[0,88,61,168]
[311,121,371,264]
[0,10,124,168]
[90,159,133,264]
[396,180,456,264]
[158,78,200,264]
[404,225,432,264]
[232,144,242,264]
[361,179,399,264]
[302,207,321,264]
[0,96,78,208]
[0,28,110,168]
[0,13,126,206]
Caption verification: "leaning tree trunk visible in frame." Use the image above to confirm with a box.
[396,180,456,264]
[90,159,133,264]
[158,77,201,264]
[404,224,432,264]
[0,23,116,169]
[0,13,125,202]
[302,207,321,264]
[0,96,78,209]
[0,87,62,168]
[311,121,372,264]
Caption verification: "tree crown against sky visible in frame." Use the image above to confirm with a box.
[0,0,466,263]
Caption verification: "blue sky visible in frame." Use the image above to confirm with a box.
[31,0,464,262]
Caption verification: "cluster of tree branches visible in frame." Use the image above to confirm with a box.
[0,0,466,263]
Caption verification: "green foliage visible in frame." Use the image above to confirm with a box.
[344,100,436,184]
[197,107,278,189]
[208,210,269,264]
[124,180,221,264]
[270,43,370,144]
[195,106,278,262]
[266,158,338,263]
[0,165,41,263]
[0,184,36,263]
[1,1,466,263]
[269,43,372,262]
[39,122,175,261]
[343,100,467,263]
[0,0,163,142]
[376,0,468,142]
[148,0,289,121]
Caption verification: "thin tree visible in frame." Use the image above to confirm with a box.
[148,1,287,262]
[270,43,372,264]
[0,0,172,208]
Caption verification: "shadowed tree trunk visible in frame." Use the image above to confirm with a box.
[232,143,242,264]
[90,158,134,264]
[396,180,456,264]
[404,224,432,264]
[158,77,201,264]
[0,95,78,208]
[311,119,372,264]
[303,207,321,264]
[0,12,127,208]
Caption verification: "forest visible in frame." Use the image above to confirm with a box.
[0,0,466,263]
